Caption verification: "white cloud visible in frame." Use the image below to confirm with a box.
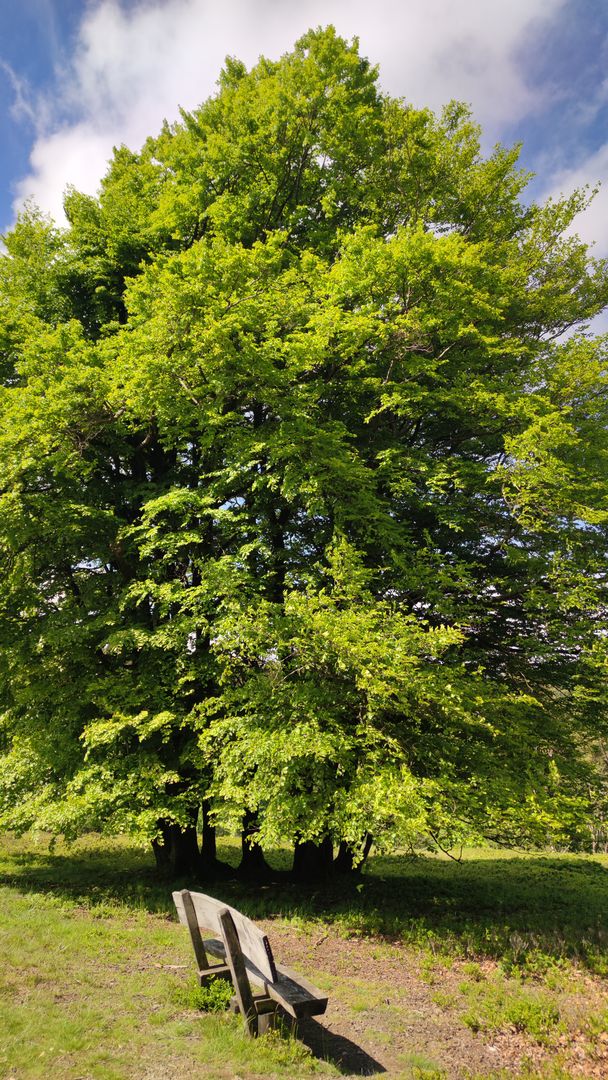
[537,143,608,337]
[13,0,566,225]
[542,142,608,258]
[23,125,117,224]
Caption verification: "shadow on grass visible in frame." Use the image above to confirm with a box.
[296,1017,386,1075]
[2,834,608,971]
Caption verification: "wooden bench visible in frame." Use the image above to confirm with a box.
[173,889,328,1036]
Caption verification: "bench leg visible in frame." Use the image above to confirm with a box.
[217,910,281,1038]
[229,993,278,1035]
[219,909,258,1036]
[257,1009,277,1035]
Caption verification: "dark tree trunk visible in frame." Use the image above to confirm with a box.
[238,811,272,880]
[199,800,231,878]
[361,832,373,864]
[292,837,334,882]
[152,819,200,877]
[333,840,356,875]
[333,833,373,874]
[201,799,217,863]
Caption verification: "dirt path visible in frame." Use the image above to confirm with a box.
[261,921,608,1078]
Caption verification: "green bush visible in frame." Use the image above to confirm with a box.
[460,978,563,1044]
[171,975,233,1012]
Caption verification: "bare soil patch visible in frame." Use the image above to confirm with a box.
[262,920,608,1078]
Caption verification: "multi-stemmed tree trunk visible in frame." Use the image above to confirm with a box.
[333,837,373,875]
[238,812,274,880]
[292,838,335,882]
[152,818,201,878]
[152,804,229,879]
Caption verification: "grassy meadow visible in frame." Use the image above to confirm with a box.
[1,834,608,1079]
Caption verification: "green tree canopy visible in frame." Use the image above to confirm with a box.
[1,27,607,876]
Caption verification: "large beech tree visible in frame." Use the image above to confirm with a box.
[1,28,608,877]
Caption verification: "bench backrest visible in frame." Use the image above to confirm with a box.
[173,889,277,982]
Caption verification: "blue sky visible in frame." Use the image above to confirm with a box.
[1,0,608,257]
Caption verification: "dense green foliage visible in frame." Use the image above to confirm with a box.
[1,28,607,867]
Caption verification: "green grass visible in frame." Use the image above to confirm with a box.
[2,835,607,973]
[397,1049,446,1077]
[359,847,608,976]
[1,833,608,1078]
[170,973,234,1012]
[0,896,323,1079]
[0,836,331,1080]
[458,977,564,1043]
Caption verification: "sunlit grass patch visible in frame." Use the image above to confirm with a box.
[3,834,608,974]
[169,973,234,1012]
[397,1049,446,1077]
[459,977,564,1043]
[2,833,608,1078]
[0,870,333,1079]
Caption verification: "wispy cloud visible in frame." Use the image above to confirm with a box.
[538,139,608,335]
[0,60,38,128]
[10,0,566,225]
[31,0,65,69]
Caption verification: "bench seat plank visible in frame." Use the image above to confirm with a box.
[202,937,328,1018]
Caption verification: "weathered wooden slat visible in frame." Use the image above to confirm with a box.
[252,996,276,1014]
[176,892,232,986]
[198,963,231,986]
[257,1007,277,1034]
[201,936,228,957]
[228,994,275,1016]
[218,908,257,1036]
[201,936,328,1018]
[173,890,328,1020]
[266,964,328,1019]
[173,890,277,983]
[180,889,209,973]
